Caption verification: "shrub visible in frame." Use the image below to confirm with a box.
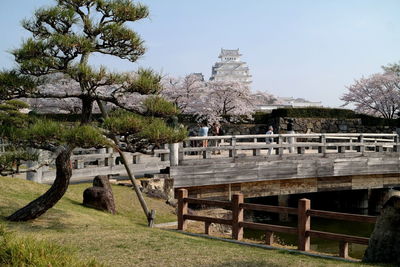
[0,224,101,267]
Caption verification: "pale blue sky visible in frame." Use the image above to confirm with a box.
[1,0,400,107]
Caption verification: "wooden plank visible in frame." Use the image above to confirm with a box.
[309,230,369,245]
[184,198,232,209]
[240,203,298,215]
[184,214,232,225]
[241,221,297,234]
[308,209,377,223]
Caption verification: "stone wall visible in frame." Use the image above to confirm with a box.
[187,117,398,136]
[278,117,398,134]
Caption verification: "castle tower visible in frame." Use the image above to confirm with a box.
[209,48,252,85]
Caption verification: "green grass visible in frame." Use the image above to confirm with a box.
[0,224,100,266]
[0,176,383,266]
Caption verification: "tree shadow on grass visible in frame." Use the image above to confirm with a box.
[63,197,82,206]
[209,261,281,267]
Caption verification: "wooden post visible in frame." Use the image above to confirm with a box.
[376,145,383,152]
[133,154,141,164]
[205,222,211,235]
[229,137,237,158]
[177,189,188,231]
[277,135,284,155]
[298,198,310,251]
[203,150,211,159]
[357,134,365,153]
[232,193,244,240]
[297,147,305,154]
[394,135,400,152]
[105,147,115,167]
[178,142,184,163]
[265,232,274,245]
[169,143,180,166]
[339,241,349,258]
[318,134,326,154]
[253,148,261,156]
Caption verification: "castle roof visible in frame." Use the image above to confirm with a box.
[219,48,241,58]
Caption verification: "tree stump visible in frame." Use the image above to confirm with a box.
[83,175,116,214]
[363,195,400,264]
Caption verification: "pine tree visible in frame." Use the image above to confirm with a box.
[0,0,185,222]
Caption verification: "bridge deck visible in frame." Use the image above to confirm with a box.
[170,133,400,198]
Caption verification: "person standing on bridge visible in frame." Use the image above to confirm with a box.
[211,122,224,154]
[266,126,274,155]
[199,122,209,147]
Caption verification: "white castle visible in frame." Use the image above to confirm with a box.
[209,48,252,85]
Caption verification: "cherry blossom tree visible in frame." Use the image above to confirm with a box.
[341,72,400,119]
[162,74,277,122]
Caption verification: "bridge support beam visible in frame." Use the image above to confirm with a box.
[278,195,290,222]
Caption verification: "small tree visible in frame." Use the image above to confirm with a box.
[341,72,400,119]
[0,0,185,223]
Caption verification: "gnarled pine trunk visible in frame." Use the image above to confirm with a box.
[7,147,73,221]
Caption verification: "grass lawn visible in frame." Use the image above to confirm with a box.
[0,176,383,266]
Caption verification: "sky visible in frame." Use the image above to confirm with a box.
[1,0,400,107]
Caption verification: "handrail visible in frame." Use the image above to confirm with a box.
[240,203,298,215]
[187,133,398,141]
[308,209,377,223]
[176,132,399,162]
[177,189,378,259]
[184,197,232,209]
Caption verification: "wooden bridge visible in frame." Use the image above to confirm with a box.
[169,133,400,199]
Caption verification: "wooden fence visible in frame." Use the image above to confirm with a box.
[174,133,399,163]
[177,189,377,259]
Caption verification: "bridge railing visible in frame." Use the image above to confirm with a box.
[177,189,377,259]
[27,147,169,183]
[173,133,399,163]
